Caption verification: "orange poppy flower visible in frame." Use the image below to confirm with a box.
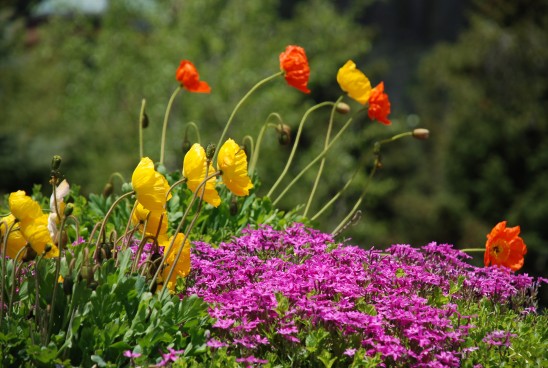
[484,221,527,271]
[279,45,310,94]
[175,60,211,93]
[368,82,391,125]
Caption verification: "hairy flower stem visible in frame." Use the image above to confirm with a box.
[0,219,15,323]
[331,131,414,236]
[139,98,146,158]
[304,96,343,217]
[47,216,68,344]
[268,102,335,199]
[184,121,201,145]
[159,86,183,165]
[271,109,359,206]
[215,71,283,163]
[311,150,371,221]
[249,113,283,175]
[149,169,220,292]
[94,191,135,249]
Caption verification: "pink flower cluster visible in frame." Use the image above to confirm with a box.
[184,223,542,367]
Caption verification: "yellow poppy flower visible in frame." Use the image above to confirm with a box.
[131,202,168,237]
[183,144,221,207]
[217,139,253,196]
[336,60,372,105]
[21,214,59,258]
[131,157,172,212]
[160,233,191,292]
[8,190,43,222]
[1,214,27,260]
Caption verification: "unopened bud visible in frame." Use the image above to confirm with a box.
[51,155,62,170]
[206,144,216,160]
[64,203,74,217]
[63,275,74,295]
[412,128,430,140]
[276,124,292,146]
[182,139,192,154]
[141,112,149,129]
[335,102,351,115]
[103,182,114,197]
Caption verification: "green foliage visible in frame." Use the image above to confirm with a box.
[1,247,212,367]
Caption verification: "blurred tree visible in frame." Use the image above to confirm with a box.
[411,0,548,303]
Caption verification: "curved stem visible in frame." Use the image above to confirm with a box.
[267,102,335,199]
[330,131,415,236]
[304,96,343,217]
[149,170,220,291]
[271,110,357,206]
[215,71,283,162]
[331,158,379,236]
[311,149,371,221]
[242,135,254,160]
[139,98,146,159]
[249,113,283,175]
[160,86,183,165]
[47,215,68,344]
[1,219,18,322]
[184,121,201,145]
[94,191,135,249]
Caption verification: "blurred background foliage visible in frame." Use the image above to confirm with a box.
[1,0,547,300]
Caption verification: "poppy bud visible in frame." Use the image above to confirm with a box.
[182,139,192,154]
[206,144,216,160]
[335,102,351,115]
[51,155,62,170]
[103,182,114,197]
[141,112,149,129]
[63,275,74,295]
[412,128,430,140]
[22,246,37,262]
[276,124,292,146]
[64,203,74,217]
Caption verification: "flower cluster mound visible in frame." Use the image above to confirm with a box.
[185,223,544,367]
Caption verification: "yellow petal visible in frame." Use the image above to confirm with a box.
[218,139,253,196]
[336,60,371,105]
[183,144,221,207]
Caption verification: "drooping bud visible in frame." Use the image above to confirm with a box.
[182,139,192,154]
[141,112,149,129]
[276,124,292,146]
[206,144,216,160]
[64,203,74,217]
[412,128,430,140]
[51,155,62,170]
[102,182,114,197]
[335,102,351,115]
[63,275,74,295]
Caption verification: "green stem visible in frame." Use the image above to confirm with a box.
[1,219,17,323]
[311,149,371,221]
[330,131,415,236]
[460,248,486,253]
[249,113,283,175]
[149,169,220,291]
[47,215,68,344]
[94,191,135,249]
[271,109,356,206]
[160,86,183,165]
[184,121,201,145]
[215,71,283,162]
[267,102,335,199]
[139,98,146,158]
[242,135,254,162]
[331,157,379,236]
[304,96,343,217]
